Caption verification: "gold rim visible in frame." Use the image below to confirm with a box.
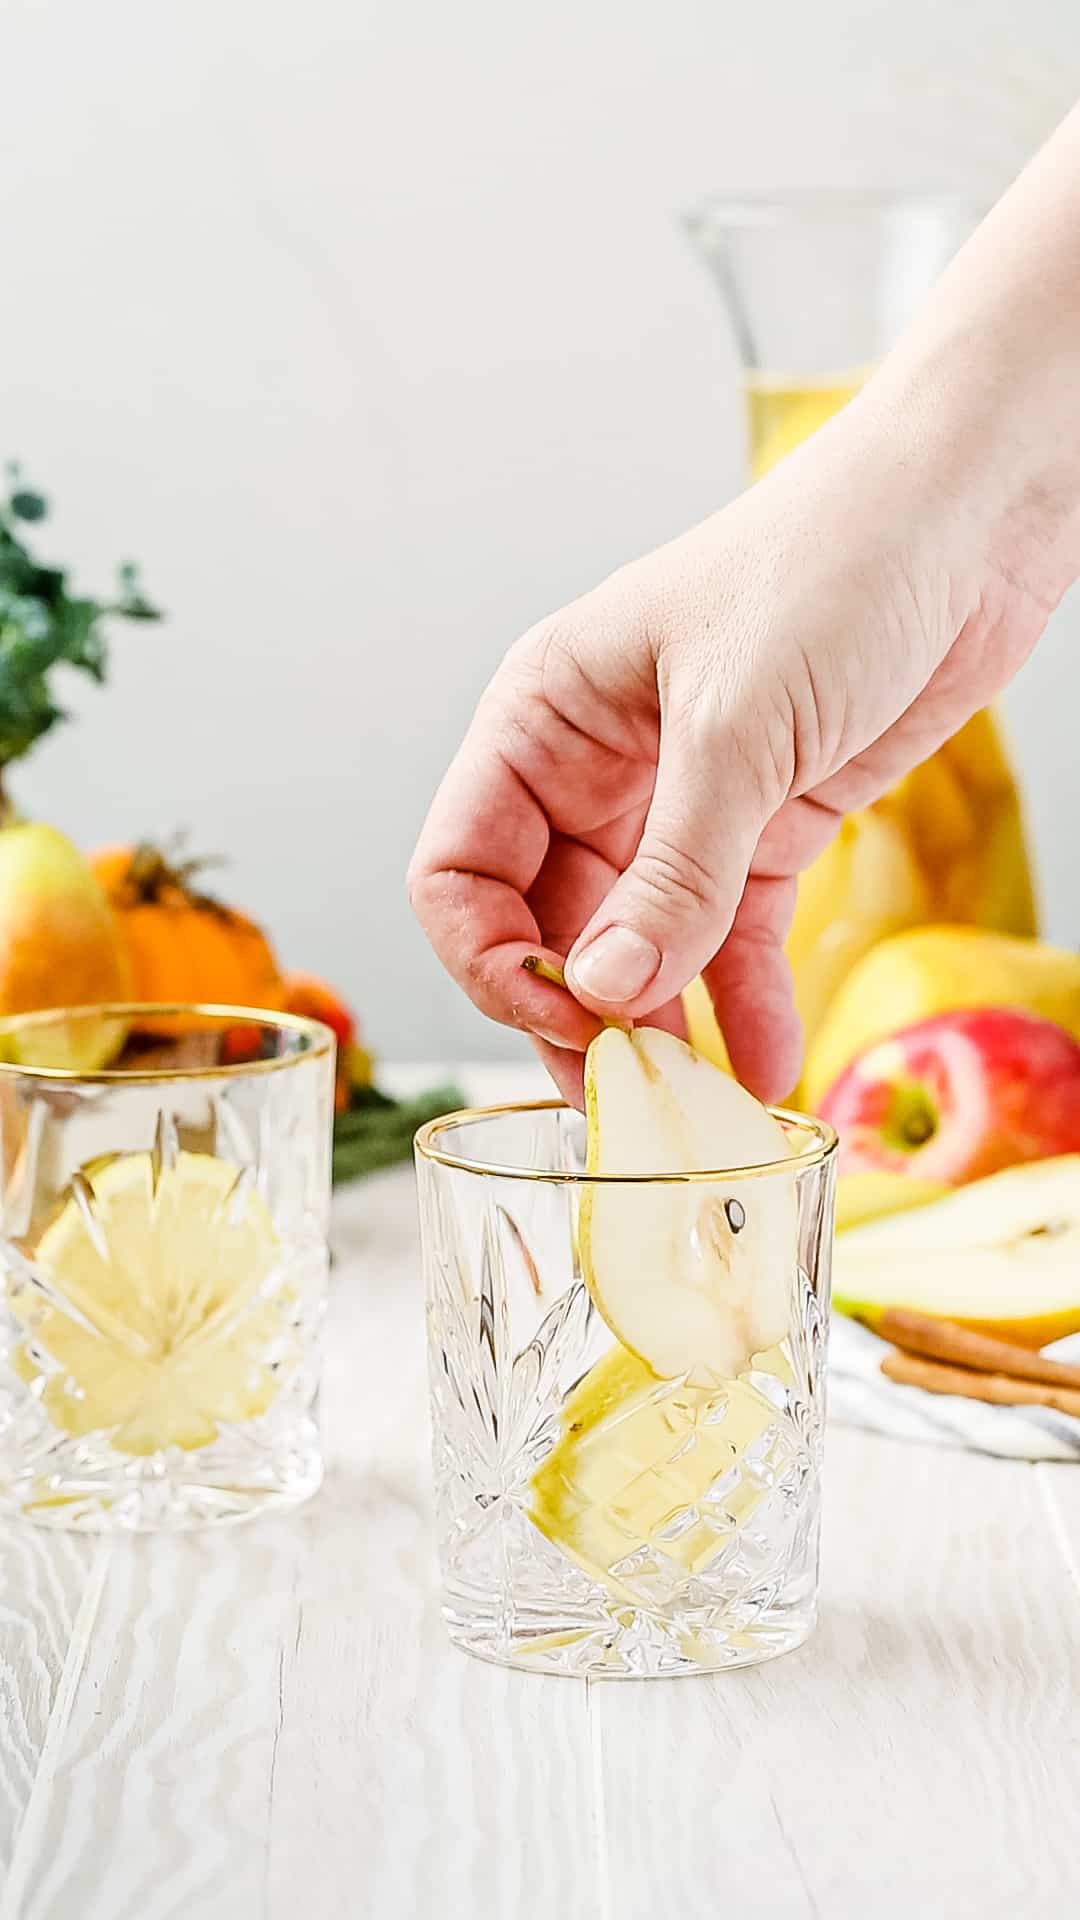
[0,1003,335,1084]
[414,1098,838,1184]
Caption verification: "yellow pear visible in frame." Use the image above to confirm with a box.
[878,709,1037,934]
[804,926,1080,1112]
[835,1170,951,1234]
[685,711,1036,1096]
[0,823,130,1070]
[683,815,932,1081]
[681,974,731,1072]
[786,810,931,1069]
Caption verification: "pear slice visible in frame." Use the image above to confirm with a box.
[835,1170,950,1234]
[834,1154,1080,1347]
[7,1150,284,1453]
[580,1028,797,1384]
[530,1344,780,1591]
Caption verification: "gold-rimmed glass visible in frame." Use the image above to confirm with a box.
[416,1100,837,1678]
[0,1004,335,1529]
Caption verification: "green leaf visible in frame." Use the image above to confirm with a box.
[0,467,161,769]
[113,592,161,621]
[332,1083,465,1183]
[52,599,107,678]
[113,561,161,622]
[9,490,47,523]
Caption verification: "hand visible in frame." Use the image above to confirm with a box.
[410,110,1080,1105]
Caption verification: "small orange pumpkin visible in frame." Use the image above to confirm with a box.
[282,971,372,1111]
[90,843,284,1033]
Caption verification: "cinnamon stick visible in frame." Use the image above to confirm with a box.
[881,1349,1080,1418]
[878,1307,1080,1391]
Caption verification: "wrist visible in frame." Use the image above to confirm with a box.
[855,320,1080,635]
[870,116,1080,615]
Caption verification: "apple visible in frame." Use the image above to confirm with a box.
[819,1007,1080,1187]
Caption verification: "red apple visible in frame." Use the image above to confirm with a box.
[819,1006,1080,1186]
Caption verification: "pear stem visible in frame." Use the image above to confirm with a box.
[522,954,567,990]
[521,954,633,1033]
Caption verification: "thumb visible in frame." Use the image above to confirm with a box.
[565,720,767,1016]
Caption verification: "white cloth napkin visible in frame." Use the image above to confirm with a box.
[828,1312,1080,1462]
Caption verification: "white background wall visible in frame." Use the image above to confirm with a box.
[1,2,1078,1061]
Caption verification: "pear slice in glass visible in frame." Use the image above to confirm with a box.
[580,1027,796,1385]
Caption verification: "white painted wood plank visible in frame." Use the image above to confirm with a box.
[261,1167,599,1920]
[15,1521,310,1920]
[0,1530,97,1895]
[11,1061,1080,1919]
[261,1482,599,1920]
[595,1427,1080,1920]
[1037,1461,1080,1605]
[14,1164,599,1920]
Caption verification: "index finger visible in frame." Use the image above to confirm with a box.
[408,715,602,1051]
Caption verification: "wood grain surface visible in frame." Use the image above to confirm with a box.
[0,1065,1077,1918]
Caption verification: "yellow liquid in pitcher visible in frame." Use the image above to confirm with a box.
[745,375,864,481]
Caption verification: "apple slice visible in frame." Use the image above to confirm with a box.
[580,1027,797,1384]
[834,1153,1080,1347]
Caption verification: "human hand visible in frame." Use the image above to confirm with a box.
[410,116,1080,1105]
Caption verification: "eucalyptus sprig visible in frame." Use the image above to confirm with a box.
[0,464,161,774]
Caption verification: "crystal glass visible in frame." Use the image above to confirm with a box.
[416,1101,837,1678]
[0,1004,335,1529]
[684,194,978,477]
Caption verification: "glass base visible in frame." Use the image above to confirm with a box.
[444,1597,815,1678]
[0,1412,323,1531]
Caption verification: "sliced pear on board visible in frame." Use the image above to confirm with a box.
[834,1153,1080,1347]
[835,1170,951,1234]
[580,1027,797,1385]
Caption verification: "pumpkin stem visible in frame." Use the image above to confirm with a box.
[121,841,238,918]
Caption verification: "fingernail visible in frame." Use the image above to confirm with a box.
[536,1029,578,1051]
[568,927,661,1004]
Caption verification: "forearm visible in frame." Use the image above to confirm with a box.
[873,102,1080,610]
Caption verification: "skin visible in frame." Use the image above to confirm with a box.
[410,106,1080,1106]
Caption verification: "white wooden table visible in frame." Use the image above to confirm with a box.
[1,1064,1079,1919]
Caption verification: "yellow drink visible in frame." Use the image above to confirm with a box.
[745,374,863,481]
